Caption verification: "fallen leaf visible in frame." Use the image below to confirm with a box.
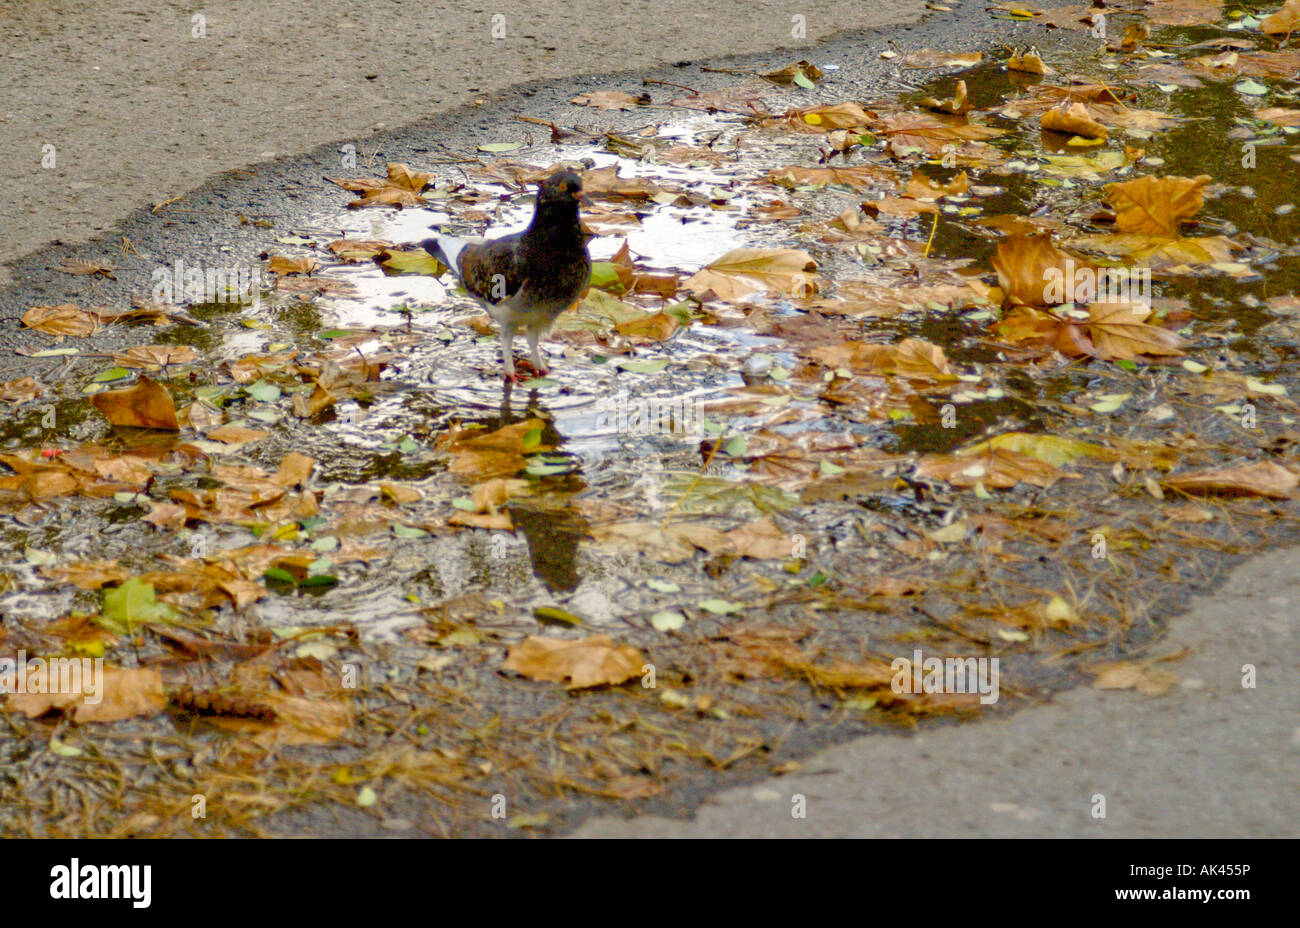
[685,248,819,301]
[502,635,646,689]
[1105,174,1211,236]
[91,376,178,430]
[22,304,98,337]
[1161,461,1298,499]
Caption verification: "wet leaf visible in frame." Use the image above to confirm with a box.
[1105,174,1211,236]
[1160,461,1298,498]
[6,666,165,723]
[992,233,1091,307]
[1041,102,1109,139]
[685,248,818,302]
[502,634,645,689]
[91,376,179,430]
[267,255,319,276]
[102,577,177,632]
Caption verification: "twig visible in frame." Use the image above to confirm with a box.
[642,78,700,95]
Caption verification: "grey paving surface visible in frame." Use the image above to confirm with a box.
[0,0,925,284]
[574,547,1300,837]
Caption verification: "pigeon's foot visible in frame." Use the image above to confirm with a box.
[513,358,547,378]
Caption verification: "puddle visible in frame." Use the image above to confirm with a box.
[5,9,1300,837]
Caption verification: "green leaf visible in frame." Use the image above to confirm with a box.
[697,598,743,615]
[264,567,296,584]
[522,427,543,452]
[245,380,281,402]
[393,523,428,539]
[535,606,583,626]
[646,579,681,593]
[650,610,686,631]
[101,578,176,633]
[792,70,816,90]
[380,250,444,275]
[589,262,626,293]
[92,367,131,383]
[616,358,669,374]
[478,141,523,152]
[50,737,84,757]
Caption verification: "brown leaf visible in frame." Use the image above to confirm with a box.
[726,516,797,559]
[273,452,315,488]
[438,418,549,480]
[1086,302,1185,360]
[761,60,824,84]
[1006,49,1054,75]
[5,665,165,723]
[1042,102,1109,139]
[91,376,178,430]
[1161,461,1298,499]
[112,344,199,370]
[685,248,819,302]
[915,448,1073,489]
[615,311,679,342]
[1090,660,1180,696]
[22,304,98,337]
[766,164,896,192]
[904,170,970,200]
[204,425,269,448]
[901,49,983,69]
[992,234,1092,307]
[267,255,320,276]
[53,258,115,277]
[292,382,336,418]
[1260,0,1300,34]
[1105,174,1211,236]
[0,378,41,403]
[570,90,645,110]
[502,634,646,689]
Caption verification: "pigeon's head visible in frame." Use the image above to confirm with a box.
[538,170,585,206]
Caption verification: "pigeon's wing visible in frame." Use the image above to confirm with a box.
[423,233,526,305]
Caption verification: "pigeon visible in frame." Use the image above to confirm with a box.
[423,171,591,382]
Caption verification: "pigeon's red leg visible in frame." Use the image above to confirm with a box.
[513,358,547,378]
[525,329,549,377]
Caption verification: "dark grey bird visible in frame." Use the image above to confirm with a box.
[423,171,591,381]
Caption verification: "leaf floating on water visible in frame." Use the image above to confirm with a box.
[91,376,179,430]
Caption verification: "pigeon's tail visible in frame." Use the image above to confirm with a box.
[422,235,472,277]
